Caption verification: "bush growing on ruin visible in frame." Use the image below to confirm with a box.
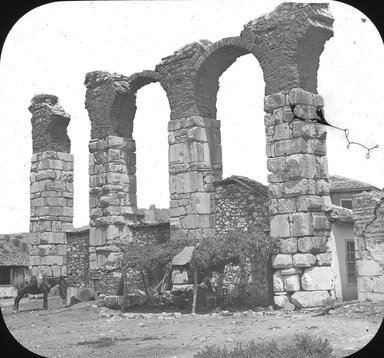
[11,237,21,248]
[191,230,277,274]
[118,237,191,294]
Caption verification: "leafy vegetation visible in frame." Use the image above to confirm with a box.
[194,333,333,358]
[191,230,277,274]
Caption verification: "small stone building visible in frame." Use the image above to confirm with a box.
[330,175,380,209]
[353,191,384,301]
[0,253,29,298]
[214,175,272,306]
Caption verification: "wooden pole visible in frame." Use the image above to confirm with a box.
[192,265,198,314]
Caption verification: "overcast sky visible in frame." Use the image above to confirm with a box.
[0,0,383,233]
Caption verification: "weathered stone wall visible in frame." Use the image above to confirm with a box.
[66,228,90,287]
[28,95,73,277]
[75,223,170,295]
[353,191,384,301]
[214,177,272,306]
[265,88,335,308]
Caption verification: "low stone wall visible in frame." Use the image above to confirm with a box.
[353,191,384,301]
[66,223,171,295]
[66,228,90,287]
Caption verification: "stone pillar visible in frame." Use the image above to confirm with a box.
[265,88,335,308]
[168,116,222,241]
[84,71,138,271]
[353,191,384,301]
[88,135,137,268]
[28,94,73,277]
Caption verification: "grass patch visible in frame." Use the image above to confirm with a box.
[194,333,333,358]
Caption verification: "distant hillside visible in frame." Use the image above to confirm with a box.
[0,232,29,254]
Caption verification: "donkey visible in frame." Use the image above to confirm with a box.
[13,275,67,311]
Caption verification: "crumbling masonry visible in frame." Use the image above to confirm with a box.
[28,94,74,277]
[28,3,341,307]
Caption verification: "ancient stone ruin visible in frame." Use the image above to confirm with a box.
[28,94,74,278]
[25,3,382,308]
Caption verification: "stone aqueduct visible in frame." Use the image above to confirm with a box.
[28,3,338,307]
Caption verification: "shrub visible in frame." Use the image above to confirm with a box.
[11,237,20,247]
[21,242,28,252]
[194,333,333,358]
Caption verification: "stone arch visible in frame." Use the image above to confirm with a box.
[85,69,169,271]
[192,36,267,119]
[85,70,163,139]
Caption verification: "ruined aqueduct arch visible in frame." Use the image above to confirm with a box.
[30,3,337,307]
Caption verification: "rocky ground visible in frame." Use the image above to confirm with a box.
[1,296,383,358]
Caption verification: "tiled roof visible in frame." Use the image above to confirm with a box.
[330,175,380,193]
[215,175,268,198]
[172,246,195,266]
[0,253,29,267]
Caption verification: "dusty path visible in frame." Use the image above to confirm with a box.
[1,297,383,358]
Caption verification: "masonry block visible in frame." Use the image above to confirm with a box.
[298,236,328,253]
[270,214,290,238]
[293,253,316,267]
[274,294,289,308]
[267,157,286,174]
[264,92,286,111]
[301,266,335,290]
[274,138,307,156]
[90,227,107,246]
[283,179,309,197]
[288,88,315,106]
[356,260,383,276]
[292,212,312,236]
[280,267,303,276]
[297,195,323,212]
[312,213,331,231]
[316,252,332,266]
[40,232,66,244]
[276,198,296,214]
[272,254,293,269]
[195,192,212,214]
[291,290,330,308]
[273,271,284,291]
[279,238,298,254]
[284,274,301,291]
[274,123,290,140]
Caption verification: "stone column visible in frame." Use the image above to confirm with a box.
[88,135,137,268]
[265,88,335,308]
[168,116,222,241]
[84,72,137,271]
[28,94,73,277]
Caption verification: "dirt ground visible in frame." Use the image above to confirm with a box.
[1,296,383,358]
